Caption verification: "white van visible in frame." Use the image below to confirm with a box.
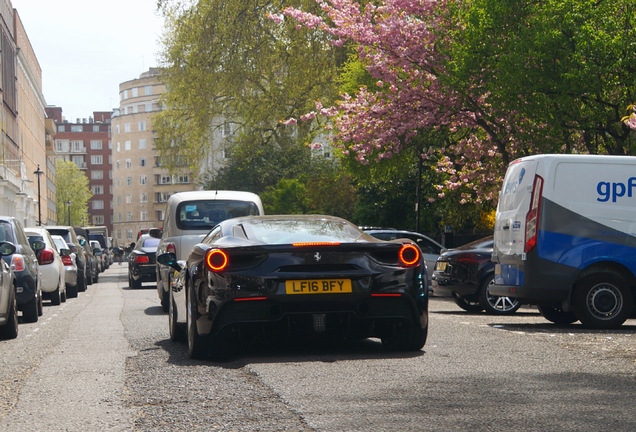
[491,154,636,329]
[154,190,264,312]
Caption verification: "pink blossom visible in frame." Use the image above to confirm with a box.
[281,118,297,126]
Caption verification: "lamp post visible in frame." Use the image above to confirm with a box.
[34,165,43,226]
[66,200,71,225]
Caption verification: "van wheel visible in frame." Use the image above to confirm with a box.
[573,272,632,329]
[478,275,521,315]
[454,296,483,313]
[537,305,578,325]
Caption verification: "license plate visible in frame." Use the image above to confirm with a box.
[435,262,448,271]
[285,279,352,294]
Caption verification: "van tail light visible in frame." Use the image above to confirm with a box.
[61,255,74,266]
[399,244,421,267]
[525,174,544,253]
[166,242,176,254]
[39,248,56,265]
[10,254,26,272]
[205,249,229,272]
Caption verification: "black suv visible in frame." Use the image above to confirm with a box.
[0,217,44,322]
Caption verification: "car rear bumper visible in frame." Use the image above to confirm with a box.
[201,294,427,341]
[431,273,478,298]
[131,265,157,282]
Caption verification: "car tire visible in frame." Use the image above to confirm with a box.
[78,274,87,292]
[131,276,142,290]
[93,271,99,284]
[454,296,483,313]
[66,283,78,299]
[169,289,186,342]
[61,288,67,303]
[37,291,43,317]
[160,273,171,312]
[187,280,207,359]
[478,275,521,315]
[51,287,62,306]
[573,272,632,329]
[381,321,427,351]
[87,271,93,286]
[537,304,578,325]
[0,295,18,340]
[22,295,39,323]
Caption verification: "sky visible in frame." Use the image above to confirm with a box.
[11,0,166,122]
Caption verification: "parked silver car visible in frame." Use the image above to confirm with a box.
[153,190,264,312]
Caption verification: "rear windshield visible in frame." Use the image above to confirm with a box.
[47,229,72,243]
[243,218,363,244]
[140,237,160,248]
[176,200,260,230]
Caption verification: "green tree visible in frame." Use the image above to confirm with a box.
[154,0,345,184]
[55,160,91,226]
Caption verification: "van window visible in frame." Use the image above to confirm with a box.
[176,200,260,230]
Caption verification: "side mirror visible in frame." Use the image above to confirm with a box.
[156,252,182,272]
[30,240,46,252]
[0,241,16,256]
[78,238,86,246]
[149,228,163,239]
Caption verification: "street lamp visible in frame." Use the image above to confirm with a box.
[66,200,71,225]
[34,165,43,226]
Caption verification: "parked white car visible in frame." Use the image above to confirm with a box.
[25,227,66,305]
[51,234,79,298]
[152,190,264,312]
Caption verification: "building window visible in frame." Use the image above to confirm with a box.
[126,176,132,186]
[126,228,133,238]
[123,89,128,100]
[139,139,147,149]
[91,185,104,195]
[92,200,104,210]
[57,125,65,132]
[71,140,83,152]
[145,102,152,112]
[117,195,122,204]
[177,174,190,184]
[126,194,132,204]
[71,125,83,132]
[93,125,100,132]
[91,155,103,165]
[124,123,130,133]
[116,124,120,134]
[138,121,146,131]
[125,141,131,151]
[90,140,103,150]
[93,215,105,225]
[116,160,120,170]
[140,192,148,203]
[127,213,133,222]
[116,142,121,152]
[145,85,152,96]
[140,175,147,185]
[158,175,172,185]
[132,87,139,97]
[156,210,164,221]
[72,156,85,168]
[140,211,148,221]
[156,192,170,203]
[125,159,132,169]
[139,157,146,167]
[91,170,104,180]
[223,122,232,137]
[55,140,69,152]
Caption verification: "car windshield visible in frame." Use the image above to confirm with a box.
[242,218,362,244]
[176,200,260,230]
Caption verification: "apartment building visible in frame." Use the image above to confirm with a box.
[0,4,47,225]
[46,107,113,232]
[111,68,195,247]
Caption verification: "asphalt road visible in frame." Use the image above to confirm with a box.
[1,263,636,431]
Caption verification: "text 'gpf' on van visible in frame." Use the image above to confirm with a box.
[492,154,636,329]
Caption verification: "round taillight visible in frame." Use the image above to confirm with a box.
[205,249,229,272]
[166,243,176,254]
[399,244,420,267]
[39,248,56,265]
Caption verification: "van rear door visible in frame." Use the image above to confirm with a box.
[494,157,539,258]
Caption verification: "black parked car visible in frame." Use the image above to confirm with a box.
[0,217,43,322]
[128,234,159,289]
[158,214,428,360]
[431,236,521,315]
